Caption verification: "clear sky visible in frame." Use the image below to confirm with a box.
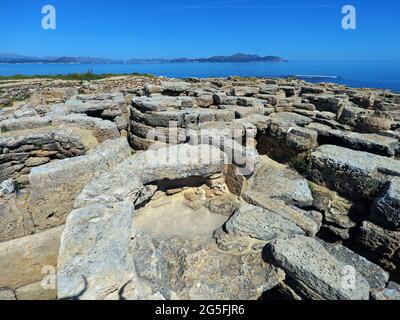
[1,0,399,60]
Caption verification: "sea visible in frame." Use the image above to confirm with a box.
[1,60,399,93]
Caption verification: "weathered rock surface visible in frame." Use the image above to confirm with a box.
[308,145,400,201]
[243,193,320,237]
[245,156,313,208]
[264,235,371,300]
[57,201,134,300]
[0,226,64,290]
[371,178,400,230]
[309,182,360,240]
[371,281,400,300]
[28,138,131,230]
[224,204,305,241]
[319,241,389,290]
[126,144,226,184]
[356,221,400,276]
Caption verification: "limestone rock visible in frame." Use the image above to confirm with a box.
[224,204,305,241]
[0,226,64,290]
[371,178,400,230]
[15,281,57,300]
[0,288,16,300]
[178,250,283,300]
[243,192,320,237]
[206,193,241,216]
[0,193,35,242]
[127,144,225,184]
[28,138,132,230]
[264,235,370,300]
[74,168,144,209]
[0,178,15,196]
[319,241,389,290]
[371,282,400,300]
[308,145,400,201]
[356,221,400,272]
[246,156,313,208]
[57,201,134,300]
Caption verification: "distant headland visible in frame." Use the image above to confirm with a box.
[0,53,287,64]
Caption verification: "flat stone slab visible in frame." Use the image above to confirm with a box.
[224,204,305,241]
[264,235,370,300]
[309,145,400,201]
[28,138,132,230]
[319,241,389,290]
[246,156,313,208]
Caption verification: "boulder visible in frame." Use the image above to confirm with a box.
[308,122,398,157]
[13,105,38,119]
[243,192,320,237]
[132,96,188,112]
[231,86,259,97]
[74,168,144,209]
[224,204,305,241]
[286,126,318,152]
[269,112,313,126]
[319,242,389,290]
[309,182,362,240]
[57,201,134,300]
[308,145,400,201]
[206,193,242,216]
[264,235,370,300]
[126,144,225,184]
[0,178,15,196]
[371,178,400,230]
[28,138,132,230]
[161,82,191,96]
[246,156,313,208]
[0,194,35,242]
[52,115,120,142]
[178,249,283,300]
[303,94,347,113]
[0,226,64,290]
[356,221,400,271]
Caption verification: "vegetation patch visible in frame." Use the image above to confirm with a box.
[0,72,155,81]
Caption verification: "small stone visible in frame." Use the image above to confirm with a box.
[206,193,241,216]
[24,157,50,168]
[0,179,15,196]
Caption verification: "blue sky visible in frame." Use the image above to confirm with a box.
[1,0,399,60]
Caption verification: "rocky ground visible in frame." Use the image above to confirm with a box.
[0,75,399,300]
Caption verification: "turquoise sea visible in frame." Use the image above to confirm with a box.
[1,60,399,93]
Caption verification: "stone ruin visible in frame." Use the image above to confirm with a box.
[0,76,399,300]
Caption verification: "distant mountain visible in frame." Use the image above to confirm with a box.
[193,53,286,63]
[0,53,287,64]
[0,53,40,63]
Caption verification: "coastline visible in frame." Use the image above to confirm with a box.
[1,60,399,93]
